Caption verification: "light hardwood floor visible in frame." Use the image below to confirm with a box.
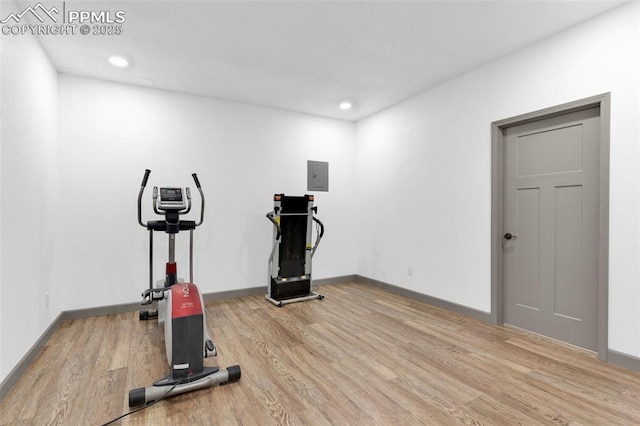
[1,282,639,425]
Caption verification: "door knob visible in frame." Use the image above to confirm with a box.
[503,233,517,240]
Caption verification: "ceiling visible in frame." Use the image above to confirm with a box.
[20,0,627,121]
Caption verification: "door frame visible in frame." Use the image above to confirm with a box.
[490,93,611,361]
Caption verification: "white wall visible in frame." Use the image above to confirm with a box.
[56,75,356,310]
[355,2,640,357]
[0,1,60,382]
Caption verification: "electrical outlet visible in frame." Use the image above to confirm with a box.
[408,266,413,276]
[45,292,50,308]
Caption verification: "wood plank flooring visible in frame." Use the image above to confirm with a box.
[1,282,639,425]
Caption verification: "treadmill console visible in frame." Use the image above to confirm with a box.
[157,187,186,211]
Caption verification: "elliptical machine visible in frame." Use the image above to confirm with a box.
[128,169,240,407]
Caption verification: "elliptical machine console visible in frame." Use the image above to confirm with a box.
[129,169,240,408]
[158,187,187,209]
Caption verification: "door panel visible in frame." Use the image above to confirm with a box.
[503,107,600,351]
[517,124,583,176]
[515,187,540,311]
[553,185,583,321]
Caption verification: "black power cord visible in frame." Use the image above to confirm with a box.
[100,376,187,426]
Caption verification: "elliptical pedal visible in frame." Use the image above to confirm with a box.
[205,339,216,357]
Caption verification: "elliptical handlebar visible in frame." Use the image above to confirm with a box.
[138,169,151,227]
[152,187,161,215]
[192,173,201,189]
[137,169,205,228]
[183,188,192,215]
[141,169,151,187]
[192,173,205,227]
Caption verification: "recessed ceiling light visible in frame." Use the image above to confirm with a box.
[339,101,352,110]
[108,55,129,68]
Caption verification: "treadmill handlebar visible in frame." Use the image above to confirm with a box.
[313,216,325,239]
[266,212,281,240]
[311,216,324,258]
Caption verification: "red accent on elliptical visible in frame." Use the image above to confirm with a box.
[171,283,203,319]
[166,262,177,275]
